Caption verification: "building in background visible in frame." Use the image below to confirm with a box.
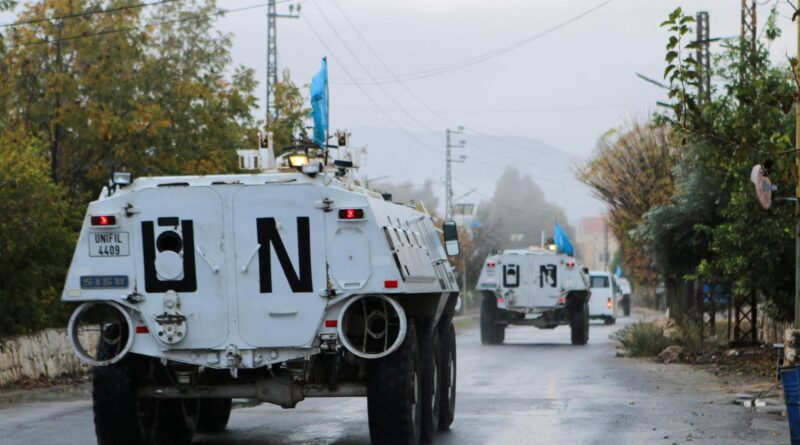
[575,216,617,271]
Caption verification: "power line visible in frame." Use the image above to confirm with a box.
[5,2,273,48]
[0,0,180,28]
[335,0,614,85]
[325,0,578,172]
[335,103,647,115]
[309,0,445,147]
[300,12,445,157]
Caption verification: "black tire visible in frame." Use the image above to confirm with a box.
[603,316,616,325]
[419,320,441,443]
[495,324,506,344]
[93,323,157,445]
[438,322,456,431]
[93,355,158,445]
[368,321,422,445]
[155,399,199,445]
[570,302,589,346]
[481,296,498,345]
[197,398,232,433]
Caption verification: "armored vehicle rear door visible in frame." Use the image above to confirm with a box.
[232,185,327,348]
[531,256,560,307]
[131,187,229,348]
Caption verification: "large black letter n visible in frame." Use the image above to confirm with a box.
[256,217,313,293]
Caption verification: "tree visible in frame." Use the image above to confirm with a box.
[0,129,76,334]
[577,121,676,287]
[268,69,310,154]
[0,0,259,200]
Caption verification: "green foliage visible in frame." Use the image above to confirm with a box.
[0,0,264,334]
[0,131,77,334]
[0,0,16,12]
[612,321,700,357]
[268,69,310,154]
[0,0,260,200]
[638,5,796,321]
[611,322,671,357]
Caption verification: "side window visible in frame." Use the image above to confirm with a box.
[539,264,557,288]
[503,264,520,288]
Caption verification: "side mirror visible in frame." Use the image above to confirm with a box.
[443,221,460,257]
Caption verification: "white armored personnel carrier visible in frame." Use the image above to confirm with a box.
[62,137,461,445]
[475,249,591,345]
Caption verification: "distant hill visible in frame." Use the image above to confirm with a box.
[348,126,603,224]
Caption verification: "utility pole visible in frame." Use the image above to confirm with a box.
[266,0,300,126]
[732,0,759,343]
[445,127,465,221]
[795,0,800,330]
[740,0,757,77]
[695,11,711,102]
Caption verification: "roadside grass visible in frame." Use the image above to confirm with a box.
[611,319,706,358]
[611,322,672,357]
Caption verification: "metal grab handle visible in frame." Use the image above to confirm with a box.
[241,244,261,273]
[196,246,219,273]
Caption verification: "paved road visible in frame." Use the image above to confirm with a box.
[0,315,789,444]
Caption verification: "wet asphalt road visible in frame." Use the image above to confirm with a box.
[0,315,789,444]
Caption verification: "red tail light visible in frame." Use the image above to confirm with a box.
[135,325,149,334]
[339,208,364,220]
[607,298,612,309]
[91,215,117,226]
[384,280,398,289]
[325,320,338,328]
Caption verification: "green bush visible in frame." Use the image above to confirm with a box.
[610,322,672,357]
[0,136,77,335]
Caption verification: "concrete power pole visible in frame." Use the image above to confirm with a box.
[445,127,466,221]
[695,11,711,102]
[266,0,300,126]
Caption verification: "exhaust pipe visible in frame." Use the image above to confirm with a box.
[68,301,134,366]
[337,295,407,359]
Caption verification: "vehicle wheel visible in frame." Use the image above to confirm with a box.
[570,302,589,346]
[93,323,157,445]
[495,324,506,344]
[155,398,199,445]
[608,317,616,325]
[438,322,456,431]
[481,296,498,345]
[197,398,232,433]
[93,355,158,445]
[419,320,441,443]
[367,320,422,445]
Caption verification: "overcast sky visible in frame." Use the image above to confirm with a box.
[3,0,798,224]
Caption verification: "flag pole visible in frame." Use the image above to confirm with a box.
[324,57,329,165]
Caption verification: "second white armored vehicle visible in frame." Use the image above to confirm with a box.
[61,141,461,445]
[476,249,591,345]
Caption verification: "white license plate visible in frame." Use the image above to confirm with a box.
[89,232,130,257]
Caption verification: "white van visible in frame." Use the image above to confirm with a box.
[588,271,616,324]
